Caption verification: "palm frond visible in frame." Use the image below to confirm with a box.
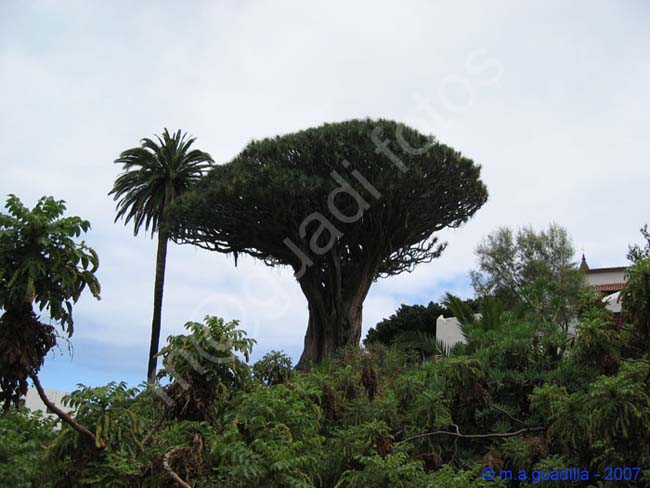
[109,129,214,236]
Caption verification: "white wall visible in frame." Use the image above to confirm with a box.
[585,270,626,287]
[23,387,69,417]
[436,315,466,347]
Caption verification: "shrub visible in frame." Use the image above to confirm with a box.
[253,350,293,386]
[157,315,255,420]
[0,408,55,486]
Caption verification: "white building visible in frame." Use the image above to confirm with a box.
[580,255,627,294]
[23,387,69,417]
[436,315,467,347]
[581,255,627,315]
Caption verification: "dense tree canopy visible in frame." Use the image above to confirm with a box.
[364,302,449,347]
[170,119,488,366]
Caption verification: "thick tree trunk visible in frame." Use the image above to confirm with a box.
[147,230,168,383]
[296,271,373,370]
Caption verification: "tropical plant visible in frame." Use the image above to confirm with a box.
[49,382,148,487]
[531,361,650,473]
[170,119,488,367]
[335,451,428,487]
[156,316,255,421]
[4,293,650,486]
[0,195,100,409]
[208,383,324,487]
[109,129,213,382]
[253,350,293,386]
[5,222,650,486]
[0,408,56,486]
[445,293,507,344]
[389,331,450,362]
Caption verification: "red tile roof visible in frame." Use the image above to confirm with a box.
[593,283,626,292]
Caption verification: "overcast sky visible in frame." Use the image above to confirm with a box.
[1,0,649,391]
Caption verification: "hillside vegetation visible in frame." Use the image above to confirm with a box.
[2,279,649,486]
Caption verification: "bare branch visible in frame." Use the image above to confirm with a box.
[395,426,545,447]
[30,373,102,448]
[142,411,167,446]
[163,446,192,488]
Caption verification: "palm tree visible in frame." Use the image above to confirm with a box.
[109,129,213,383]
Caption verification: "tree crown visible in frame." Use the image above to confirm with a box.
[364,302,449,347]
[170,119,488,283]
[0,195,100,334]
[470,224,587,327]
[110,129,214,236]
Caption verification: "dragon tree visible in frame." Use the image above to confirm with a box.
[169,119,488,368]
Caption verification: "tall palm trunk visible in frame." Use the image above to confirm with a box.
[147,230,168,383]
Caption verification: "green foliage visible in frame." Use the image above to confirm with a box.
[61,382,145,450]
[364,302,448,347]
[11,284,650,487]
[445,293,509,347]
[6,257,650,487]
[621,258,650,346]
[171,119,488,275]
[392,331,451,361]
[0,194,100,332]
[208,384,323,487]
[501,435,547,472]
[0,194,100,409]
[427,464,508,487]
[109,129,213,236]
[157,315,255,420]
[253,350,293,386]
[572,316,623,374]
[110,128,214,381]
[523,456,570,488]
[170,119,488,365]
[531,361,650,472]
[335,452,427,487]
[470,224,587,329]
[0,408,56,486]
[365,297,485,361]
[47,382,148,487]
[627,224,650,263]
[159,316,254,385]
